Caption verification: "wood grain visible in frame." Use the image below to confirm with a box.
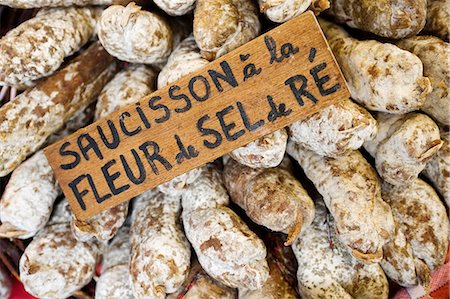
[44,11,350,220]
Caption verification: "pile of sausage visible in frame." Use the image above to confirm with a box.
[0,0,448,298]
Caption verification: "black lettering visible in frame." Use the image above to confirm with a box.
[77,133,103,161]
[135,102,151,129]
[169,85,192,113]
[266,95,292,122]
[189,75,210,102]
[119,111,142,136]
[310,62,340,96]
[216,105,244,141]
[264,35,299,64]
[174,134,199,164]
[281,43,299,58]
[284,75,317,106]
[120,150,146,185]
[197,115,222,149]
[308,47,316,62]
[101,159,130,196]
[149,96,170,123]
[265,35,278,64]
[59,141,81,170]
[236,101,264,131]
[97,120,120,149]
[68,174,89,210]
[208,61,238,92]
[69,173,111,207]
[139,141,172,175]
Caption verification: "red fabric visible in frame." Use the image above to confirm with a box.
[9,276,37,299]
[393,244,450,299]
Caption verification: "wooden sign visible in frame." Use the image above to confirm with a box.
[44,11,350,220]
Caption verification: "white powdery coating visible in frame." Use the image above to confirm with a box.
[181,165,269,289]
[292,201,388,299]
[397,36,450,125]
[98,3,173,64]
[194,0,261,60]
[259,0,312,23]
[0,266,11,299]
[223,157,315,242]
[130,191,190,299]
[0,105,92,239]
[382,179,450,271]
[0,43,117,177]
[0,0,112,8]
[95,64,156,119]
[96,226,134,299]
[319,19,432,114]
[289,99,377,158]
[380,223,422,287]
[19,222,100,299]
[153,0,196,16]
[327,0,426,39]
[71,202,129,243]
[158,36,209,89]
[423,130,450,207]
[239,256,298,299]
[181,165,229,211]
[425,0,450,41]
[364,113,443,186]
[230,129,287,169]
[0,151,58,239]
[96,265,134,299]
[157,168,203,197]
[0,7,99,88]
[167,260,236,299]
[183,207,269,290]
[287,142,394,263]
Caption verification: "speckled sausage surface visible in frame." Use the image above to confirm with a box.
[0,0,117,7]
[158,36,209,89]
[327,0,427,38]
[239,255,298,299]
[95,64,156,119]
[382,179,449,272]
[166,259,237,299]
[423,130,450,207]
[193,0,261,60]
[130,191,191,299]
[380,223,430,288]
[0,106,93,239]
[397,36,450,125]
[287,142,395,263]
[182,165,269,290]
[0,7,100,88]
[289,99,377,158]
[223,157,314,245]
[319,19,431,114]
[19,201,101,299]
[0,42,117,177]
[364,113,442,186]
[95,226,134,299]
[98,3,173,64]
[425,0,450,41]
[259,0,313,23]
[229,129,288,169]
[153,0,196,16]
[0,151,59,239]
[292,201,389,299]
